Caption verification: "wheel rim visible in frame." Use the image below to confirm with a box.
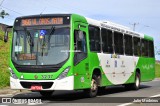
[91,79,97,92]
[135,76,140,87]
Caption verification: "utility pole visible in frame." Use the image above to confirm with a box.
[130,22,139,31]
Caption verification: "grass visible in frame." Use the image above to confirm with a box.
[0,29,11,88]
[155,62,160,78]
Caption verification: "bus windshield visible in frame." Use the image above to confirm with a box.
[12,27,70,65]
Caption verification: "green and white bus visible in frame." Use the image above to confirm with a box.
[4,14,155,97]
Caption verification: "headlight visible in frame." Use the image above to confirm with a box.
[9,67,18,79]
[57,67,70,80]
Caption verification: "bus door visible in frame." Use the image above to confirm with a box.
[73,22,90,89]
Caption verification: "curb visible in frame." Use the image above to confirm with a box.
[154,78,160,81]
[0,87,30,96]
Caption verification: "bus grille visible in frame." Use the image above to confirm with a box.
[20,82,53,89]
[16,67,60,73]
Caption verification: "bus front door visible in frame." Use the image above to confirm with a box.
[73,22,90,89]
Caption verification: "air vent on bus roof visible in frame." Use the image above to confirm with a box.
[101,21,131,30]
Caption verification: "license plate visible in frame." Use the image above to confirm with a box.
[31,85,42,90]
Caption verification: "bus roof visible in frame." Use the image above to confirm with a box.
[85,17,147,39]
[15,13,153,40]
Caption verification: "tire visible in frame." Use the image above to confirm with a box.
[39,91,54,97]
[132,73,140,90]
[98,86,106,91]
[84,75,98,98]
[124,72,140,90]
[98,86,106,94]
[124,84,132,90]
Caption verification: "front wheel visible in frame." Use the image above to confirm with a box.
[39,91,54,97]
[84,75,98,98]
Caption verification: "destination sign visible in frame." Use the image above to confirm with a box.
[21,17,63,26]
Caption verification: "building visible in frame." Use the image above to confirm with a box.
[0,23,9,32]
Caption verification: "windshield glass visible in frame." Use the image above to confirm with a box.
[12,27,70,65]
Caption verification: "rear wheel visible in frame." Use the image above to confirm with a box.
[124,72,140,90]
[84,75,98,98]
[39,91,54,97]
[132,73,140,90]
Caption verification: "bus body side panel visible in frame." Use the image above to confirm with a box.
[89,53,113,87]
[97,54,139,85]
[136,57,155,82]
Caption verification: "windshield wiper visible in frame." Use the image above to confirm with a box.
[24,27,34,47]
[47,26,55,49]
[50,26,55,35]
[24,27,34,59]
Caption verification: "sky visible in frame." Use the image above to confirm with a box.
[0,0,160,60]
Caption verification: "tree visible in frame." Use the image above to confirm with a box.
[155,46,160,55]
[0,10,9,18]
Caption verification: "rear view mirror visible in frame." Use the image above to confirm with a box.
[4,31,8,42]
[4,26,13,42]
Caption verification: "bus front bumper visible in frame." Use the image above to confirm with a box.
[10,76,74,90]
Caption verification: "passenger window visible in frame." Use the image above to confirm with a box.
[148,41,154,57]
[124,34,133,55]
[114,32,124,55]
[89,25,101,52]
[101,28,113,53]
[133,37,141,56]
[141,39,148,57]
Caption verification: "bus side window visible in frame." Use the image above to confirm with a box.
[124,34,133,55]
[89,25,101,52]
[101,28,113,53]
[133,37,141,56]
[141,39,148,57]
[148,41,154,57]
[114,31,124,55]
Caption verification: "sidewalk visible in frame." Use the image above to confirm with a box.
[0,86,30,96]
[153,78,160,81]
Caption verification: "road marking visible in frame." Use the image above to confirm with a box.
[117,103,133,106]
[27,102,43,106]
[150,94,160,97]
[0,105,9,106]
[117,93,160,106]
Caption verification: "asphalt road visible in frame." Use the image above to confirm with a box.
[1,79,160,106]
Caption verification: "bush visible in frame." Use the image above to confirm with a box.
[0,29,11,88]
